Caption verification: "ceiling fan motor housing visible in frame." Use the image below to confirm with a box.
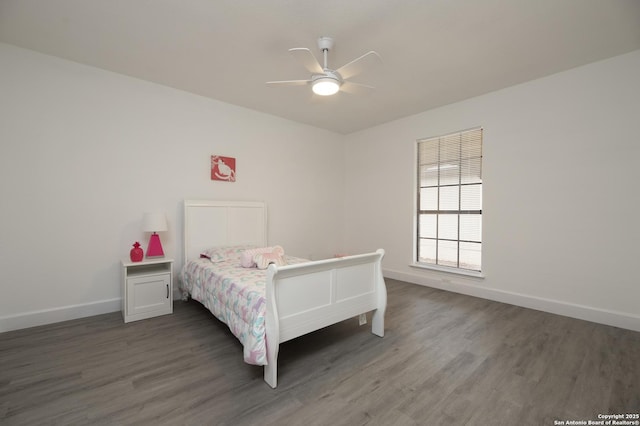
[317,36,334,51]
[312,70,342,83]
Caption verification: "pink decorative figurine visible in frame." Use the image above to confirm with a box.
[130,242,143,262]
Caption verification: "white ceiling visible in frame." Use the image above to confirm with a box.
[1,0,640,134]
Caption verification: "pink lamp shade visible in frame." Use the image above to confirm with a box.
[142,212,168,258]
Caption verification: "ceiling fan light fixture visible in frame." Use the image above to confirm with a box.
[312,77,340,96]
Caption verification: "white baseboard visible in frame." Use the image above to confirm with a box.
[3,274,638,334]
[383,268,640,332]
[0,298,122,333]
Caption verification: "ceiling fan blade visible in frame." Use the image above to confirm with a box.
[340,81,376,95]
[289,48,324,74]
[266,79,311,87]
[336,51,381,80]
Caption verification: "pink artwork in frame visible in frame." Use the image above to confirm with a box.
[211,155,236,182]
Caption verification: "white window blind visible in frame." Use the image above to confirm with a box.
[416,128,482,272]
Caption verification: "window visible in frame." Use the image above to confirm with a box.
[416,128,482,273]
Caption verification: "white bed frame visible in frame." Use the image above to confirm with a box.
[183,200,386,388]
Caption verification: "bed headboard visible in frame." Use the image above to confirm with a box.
[183,200,267,264]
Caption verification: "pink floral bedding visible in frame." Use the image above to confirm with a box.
[179,246,306,366]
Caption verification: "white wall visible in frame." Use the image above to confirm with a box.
[0,43,345,331]
[3,42,639,333]
[343,50,640,331]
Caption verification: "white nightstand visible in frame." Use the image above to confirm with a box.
[121,257,174,323]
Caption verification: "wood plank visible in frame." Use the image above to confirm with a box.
[1,279,639,425]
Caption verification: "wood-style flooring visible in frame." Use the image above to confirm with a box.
[1,279,639,425]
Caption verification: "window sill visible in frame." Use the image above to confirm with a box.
[410,262,485,279]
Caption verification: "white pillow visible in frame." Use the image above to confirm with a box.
[200,245,256,262]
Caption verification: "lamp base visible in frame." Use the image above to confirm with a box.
[146,233,165,257]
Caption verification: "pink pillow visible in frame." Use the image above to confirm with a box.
[254,251,287,269]
[240,246,284,268]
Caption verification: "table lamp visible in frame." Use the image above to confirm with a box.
[142,212,167,257]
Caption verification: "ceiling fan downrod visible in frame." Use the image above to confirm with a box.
[318,36,334,71]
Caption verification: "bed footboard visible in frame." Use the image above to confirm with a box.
[264,249,386,388]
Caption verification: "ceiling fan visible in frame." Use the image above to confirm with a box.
[266,36,381,96]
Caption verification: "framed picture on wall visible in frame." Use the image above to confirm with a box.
[211,155,236,182]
